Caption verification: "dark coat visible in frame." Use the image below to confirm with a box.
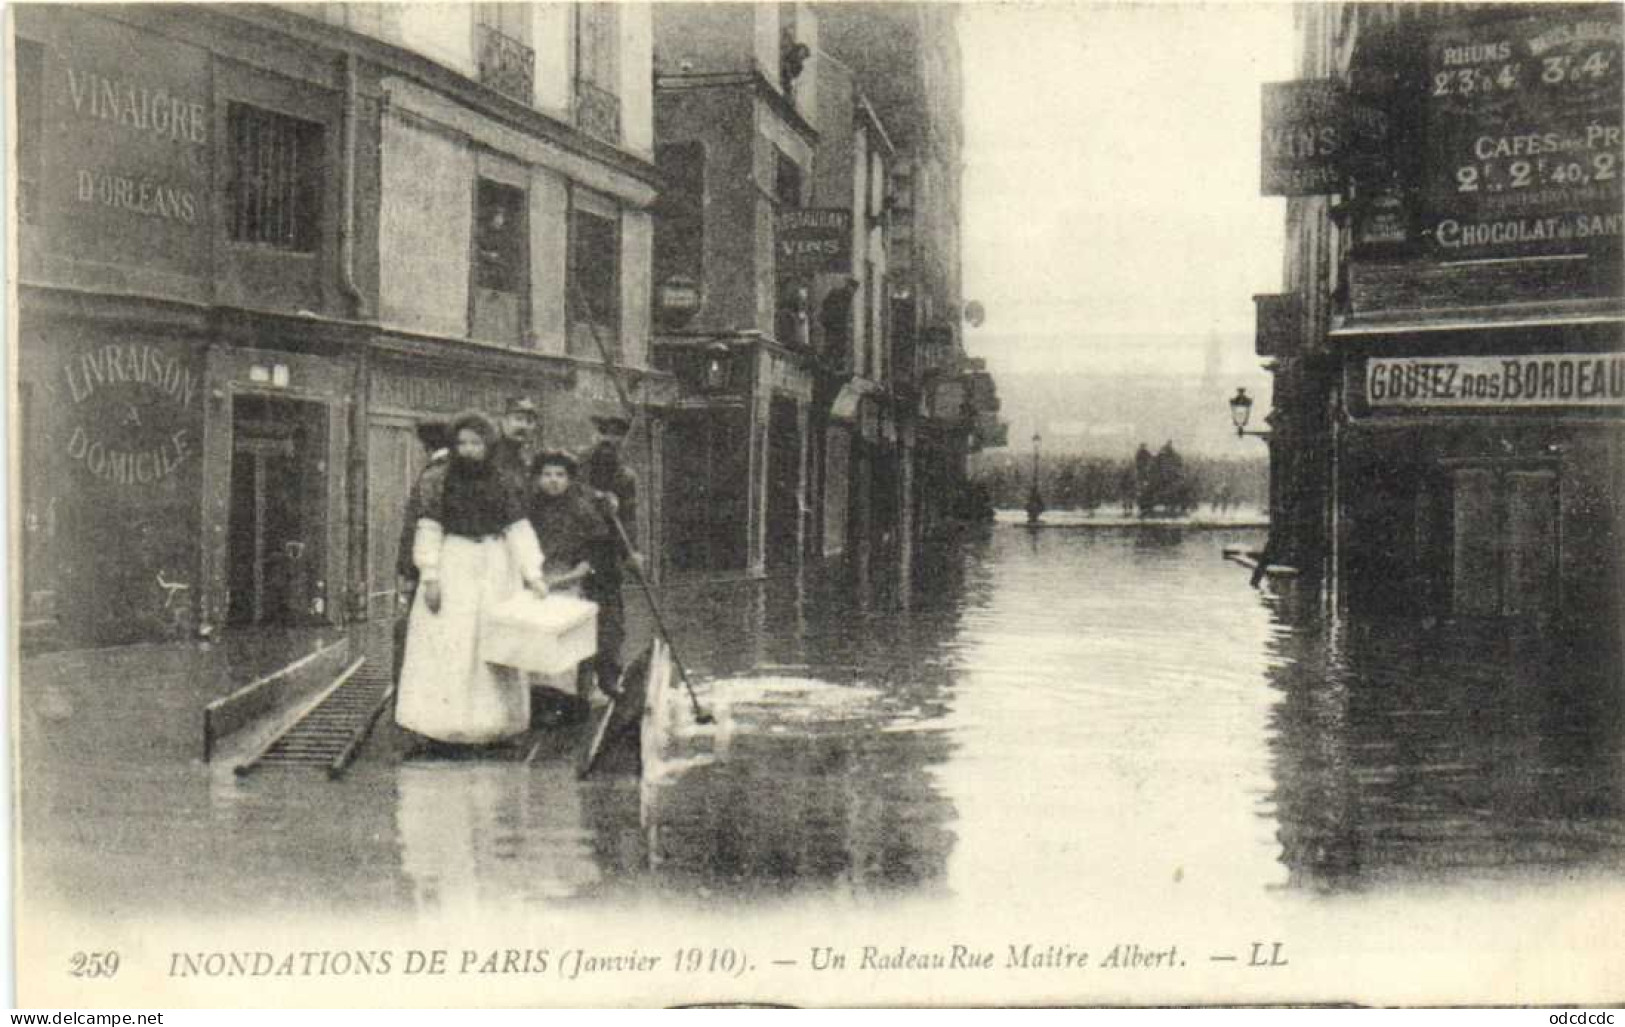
[527,484,606,578]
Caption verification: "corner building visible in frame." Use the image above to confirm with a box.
[1269,3,1623,638]
[13,3,669,651]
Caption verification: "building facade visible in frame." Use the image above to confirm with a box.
[13,3,669,651]
[649,4,822,580]
[1266,3,1623,638]
[816,2,1004,591]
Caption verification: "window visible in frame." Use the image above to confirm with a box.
[228,104,323,251]
[774,148,803,208]
[654,142,705,284]
[14,39,43,225]
[568,190,620,358]
[471,178,527,344]
[474,179,525,293]
[772,149,807,346]
[575,3,621,143]
[476,3,534,104]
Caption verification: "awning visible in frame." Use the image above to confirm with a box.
[1328,303,1624,340]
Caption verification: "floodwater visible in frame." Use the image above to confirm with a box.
[17,522,1625,923]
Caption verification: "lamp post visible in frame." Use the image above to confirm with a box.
[1025,432,1046,524]
[1228,388,1272,439]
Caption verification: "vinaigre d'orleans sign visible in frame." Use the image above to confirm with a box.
[1366,353,1625,408]
[775,208,853,275]
[1424,14,1623,257]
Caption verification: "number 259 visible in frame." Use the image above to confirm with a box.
[69,952,120,978]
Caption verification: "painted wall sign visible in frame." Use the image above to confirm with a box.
[775,208,854,275]
[36,10,213,280]
[1424,13,1623,258]
[372,366,522,417]
[1366,353,1625,409]
[61,342,200,486]
[1261,81,1348,196]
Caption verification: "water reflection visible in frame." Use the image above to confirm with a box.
[16,522,1625,919]
[1267,610,1625,892]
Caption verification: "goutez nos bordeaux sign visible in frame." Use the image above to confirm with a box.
[1366,353,1625,409]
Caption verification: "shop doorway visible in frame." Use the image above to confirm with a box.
[765,396,803,573]
[227,396,330,627]
[662,407,750,575]
[366,417,433,622]
[1445,463,1559,619]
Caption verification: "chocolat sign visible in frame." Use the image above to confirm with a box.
[1366,353,1625,409]
[775,208,853,275]
[1424,13,1623,258]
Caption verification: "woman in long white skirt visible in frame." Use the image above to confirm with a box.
[396,411,545,746]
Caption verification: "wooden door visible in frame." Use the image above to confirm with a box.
[367,418,426,621]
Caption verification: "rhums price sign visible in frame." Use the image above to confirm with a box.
[1425,13,1623,258]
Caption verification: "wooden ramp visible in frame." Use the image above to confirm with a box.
[233,658,395,778]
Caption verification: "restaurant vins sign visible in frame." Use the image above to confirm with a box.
[1366,353,1625,409]
[775,209,853,275]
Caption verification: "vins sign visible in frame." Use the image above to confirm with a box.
[1261,81,1347,196]
[775,208,853,275]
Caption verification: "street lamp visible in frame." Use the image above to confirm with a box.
[702,342,733,393]
[1228,387,1271,439]
[1025,432,1046,524]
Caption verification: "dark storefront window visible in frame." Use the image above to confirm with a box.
[662,408,751,574]
[228,104,323,251]
[568,193,620,358]
[1353,450,1564,622]
[1446,465,1559,619]
[14,38,43,225]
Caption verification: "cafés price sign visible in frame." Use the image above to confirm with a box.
[1424,12,1623,258]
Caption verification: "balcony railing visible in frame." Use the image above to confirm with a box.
[477,24,534,105]
[575,80,622,145]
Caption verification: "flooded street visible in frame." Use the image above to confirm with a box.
[19,523,1625,925]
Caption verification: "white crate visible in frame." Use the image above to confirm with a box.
[480,593,598,674]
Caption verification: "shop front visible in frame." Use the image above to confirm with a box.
[1338,337,1624,635]
[17,310,211,649]
[653,335,812,579]
[362,348,581,621]
[14,5,369,650]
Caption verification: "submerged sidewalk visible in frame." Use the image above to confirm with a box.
[17,624,353,764]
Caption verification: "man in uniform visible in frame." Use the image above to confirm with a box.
[492,396,540,482]
[580,414,644,699]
